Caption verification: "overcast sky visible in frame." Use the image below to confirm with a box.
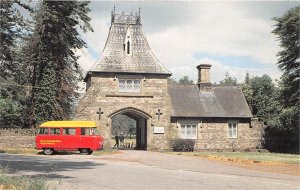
[77,1,298,83]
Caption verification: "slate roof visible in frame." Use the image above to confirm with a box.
[90,11,170,75]
[168,84,253,118]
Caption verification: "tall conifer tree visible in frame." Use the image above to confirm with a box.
[271,6,299,152]
[0,0,30,127]
[273,6,299,108]
[25,1,93,127]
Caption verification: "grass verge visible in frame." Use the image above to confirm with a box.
[0,147,120,156]
[92,149,120,156]
[0,172,47,190]
[0,148,38,155]
[168,152,300,164]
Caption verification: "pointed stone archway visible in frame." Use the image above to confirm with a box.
[108,107,152,150]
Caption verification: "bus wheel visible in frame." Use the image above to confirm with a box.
[80,148,92,155]
[43,148,54,155]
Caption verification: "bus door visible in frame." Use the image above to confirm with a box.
[62,128,77,150]
[80,128,94,148]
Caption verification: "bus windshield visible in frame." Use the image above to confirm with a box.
[94,128,100,135]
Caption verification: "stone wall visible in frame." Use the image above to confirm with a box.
[170,118,264,151]
[0,128,35,148]
[76,73,171,149]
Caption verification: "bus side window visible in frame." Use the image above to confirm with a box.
[38,128,48,134]
[63,128,75,135]
[50,128,61,135]
[81,128,91,135]
[93,128,100,135]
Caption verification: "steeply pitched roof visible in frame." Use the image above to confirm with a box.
[90,11,170,75]
[168,84,253,118]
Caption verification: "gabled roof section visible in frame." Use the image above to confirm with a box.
[168,84,253,118]
[90,10,170,75]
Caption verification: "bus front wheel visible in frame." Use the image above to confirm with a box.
[79,148,93,155]
[43,148,54,155]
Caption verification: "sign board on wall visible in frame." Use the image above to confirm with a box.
[153,126,164,134]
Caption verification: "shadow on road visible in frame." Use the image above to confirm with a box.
[0,154,104,179]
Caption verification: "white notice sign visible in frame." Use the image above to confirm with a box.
[154,126,164,134]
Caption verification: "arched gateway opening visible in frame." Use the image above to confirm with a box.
[109,108,150,150]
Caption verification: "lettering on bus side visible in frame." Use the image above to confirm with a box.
[40,140,62,145]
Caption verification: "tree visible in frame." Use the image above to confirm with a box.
[241,74,279,123]
[0,1,31,127]
[167,77,177,84]
[249,75,278,123]
[272,6,299,108]
[270,6,299,152]
[128,125,136,139]
[241,72,253,112]
[112,114,136,138]
[24,1,93,127]
[168,76,194,84]
[219,72,237,85]
[178,76,194,84]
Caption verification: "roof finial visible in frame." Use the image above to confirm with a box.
[111,5,116,24]
[138,6,141,16]
[136,5,141,24]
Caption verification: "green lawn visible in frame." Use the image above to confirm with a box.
[169,152,300,164]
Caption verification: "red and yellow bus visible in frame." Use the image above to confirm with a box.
[36,121,104,155]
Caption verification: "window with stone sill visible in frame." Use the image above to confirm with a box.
[119,79,141,93]
[228,122,238,138]
[180,124,197,139]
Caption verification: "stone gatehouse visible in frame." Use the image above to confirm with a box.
[75,9,263,151]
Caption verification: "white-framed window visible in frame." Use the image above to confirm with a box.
[119,79,141,93]
[180,124,197,139]
[228,122,238,138]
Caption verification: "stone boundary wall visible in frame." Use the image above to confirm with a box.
[0,128,36,136]
[0,128,36,148]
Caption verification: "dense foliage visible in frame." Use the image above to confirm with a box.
[216,6,299,153]
[269,6,299,152]
[168,76,194,84]
[219,72,237,85]
[112,114,136,138]
[170,139,195,152]
[273,6,299,108]
[24,1,93,127]
[0,1,92,128]
[0,0,30,127]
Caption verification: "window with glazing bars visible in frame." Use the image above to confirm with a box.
[119,79,141,93]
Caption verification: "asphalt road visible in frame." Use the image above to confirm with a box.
[0,151,299,190]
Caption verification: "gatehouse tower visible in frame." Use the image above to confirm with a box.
[76,9,172,149]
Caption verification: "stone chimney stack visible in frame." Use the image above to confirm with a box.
[196,64,212,89]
